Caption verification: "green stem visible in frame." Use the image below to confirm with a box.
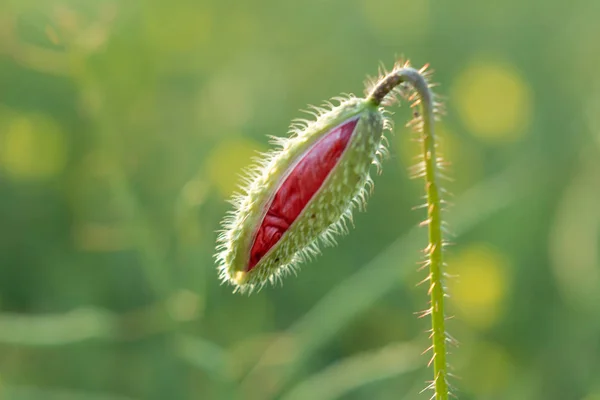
[368,65,449,400]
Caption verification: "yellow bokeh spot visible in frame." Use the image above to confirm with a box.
[453,59,532,143]
[448,243,509,329]
[205,138,264,198]
[465,341,514,396]
[166,289,201,322]
[0,113,68,180]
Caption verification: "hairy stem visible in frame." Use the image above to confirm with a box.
[368,66,449,400]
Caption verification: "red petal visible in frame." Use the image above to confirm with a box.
[248,117,359,271]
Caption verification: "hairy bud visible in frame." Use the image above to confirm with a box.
[216,96,389,293]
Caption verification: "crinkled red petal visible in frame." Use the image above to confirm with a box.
[248,118,359,271]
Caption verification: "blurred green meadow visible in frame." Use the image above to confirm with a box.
[1,0,600,399]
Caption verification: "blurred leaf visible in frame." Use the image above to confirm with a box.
[173,334,229,381]
[0,385,137,400]
[0,308,116,346]
[280,341,422,400]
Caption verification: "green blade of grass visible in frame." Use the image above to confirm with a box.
[280,341,423,400]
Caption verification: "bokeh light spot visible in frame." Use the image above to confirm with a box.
[464,341,515,396]
[0,113,68,180]
[167,290,201,322]
[453,59,532,143]
[206,138,264,198]
[448,243,510,329]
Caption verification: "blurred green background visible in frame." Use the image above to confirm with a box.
[1,0,600,399]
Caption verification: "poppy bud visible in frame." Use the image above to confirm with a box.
[216,96,388,293]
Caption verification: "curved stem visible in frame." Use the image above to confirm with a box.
[368,66,449,400]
